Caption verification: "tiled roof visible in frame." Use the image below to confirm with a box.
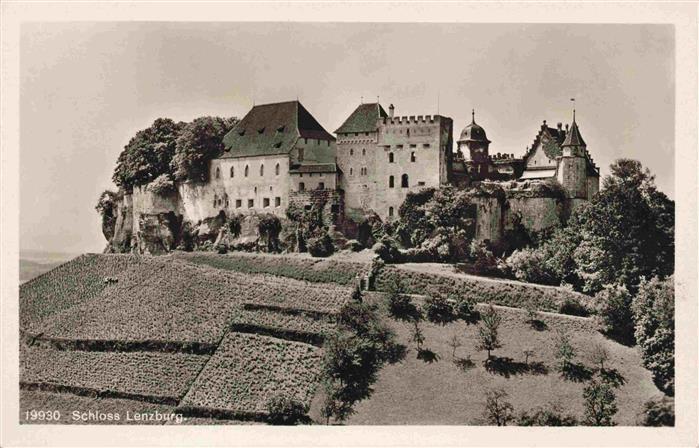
[335,103,387,134]
[221,101,334,159]
[562,120,586,147]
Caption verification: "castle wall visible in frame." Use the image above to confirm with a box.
[336,131,378,211]
[586,175,599,200]
[504,197,563,233]
[556,156,588,199]
[289,171,337,193]
[473,196,503,243]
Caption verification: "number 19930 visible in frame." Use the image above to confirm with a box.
[24,410,61,421]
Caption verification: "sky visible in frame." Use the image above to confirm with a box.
[19,22,675,254]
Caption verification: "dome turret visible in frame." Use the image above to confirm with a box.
[459,109,491,144]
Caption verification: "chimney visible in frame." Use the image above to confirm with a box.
[557,122,563,132]
[565,124,570,132]
[389,104,395,118]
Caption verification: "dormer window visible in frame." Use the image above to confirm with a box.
[298,148,305,162]
[276,125,285,133]
[238,129,245,136]
[257,127,265,134]
[274,142,282,148]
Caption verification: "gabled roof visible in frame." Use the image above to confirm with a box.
[221,101,334,158]
[335,103,387,134]
[522,122,567,161]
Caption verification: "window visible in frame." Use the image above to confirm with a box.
[388,152,394,163]
[418,181,426,186]
[257,127,265,134]
[363,167,368,176]
[350,148,354,156]
[235,199,242,208]
[362,148,366,156]
[275,163,280,175]
[260,164,264,176]
[299,182,305,192]
[401,174,409,188]
[298,148,305,162]
[396,144,403,149]
[248,199,254,208]
[263,198,270,208]
[244,165,249,177]
[318,182,325,190]
[389,175,395,188]
[213,195,218,207]
[423,143,430,148]
[411,152,416,162]
[304,204,312,211]
[350,167,353,176]
[389,206,394,217]
[215,167,221,179]
[331,204,340,213]
[275,197,281,207]
[230,166,234,178]
[410,144,417,148]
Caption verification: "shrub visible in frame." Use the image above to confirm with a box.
[582,375,618,426]
[346,239,363,252]
[257,214,283,253]
[227,214,243,238]
[386,293,421,322]
[469,240,499,276]
[558,297,589,317]
[424,296,456,324]
[147,174,177,196]
[639,397,674,427]
[632,276,674,395]
[590,342,610,371]
[555,331,575,373]
[517,404,578,426]
[506,248,559,285]
[373,237,401,263]
[483,388,514,426]
[451,293,477,322]
[215,243,228,254]
[95,190,120,241]
[595,284,634,344]
[308,233,335,258]
[266,394,308,425]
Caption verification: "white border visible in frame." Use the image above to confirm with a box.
[1,2,697,447]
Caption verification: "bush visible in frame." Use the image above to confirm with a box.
[594,284,634,344]
[308,233,335,258]
[266,394,308,425]
[147,174,177,196]
[346,239,363,252]
[373,237,401,263]
[558,298,589,317]
[506,248,559,285]
[517,404,578,426]
[632,276,674,395]
[424,296,456,325]
[257,214,282,253]
[469,240,499,276]
[582,375,618,426]
[639,397,674,427]
[452,294,477,322]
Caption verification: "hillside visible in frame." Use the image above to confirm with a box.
[19,252,664,425]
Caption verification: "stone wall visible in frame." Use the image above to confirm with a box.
[504,197,563,233]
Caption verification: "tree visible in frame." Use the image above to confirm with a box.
[411,320,425,353]
[95,190,120,241]
[483,388,514,426]
[523,349,535,365]
[171,116,238,182]
[448,333,462,360]
[112,118,184,190]
[517,404,578,426]
[265,394,307,425]
[632,276,674,395]
[257,214,282,253]
[424,295,456,324]
[595,284,635,344]
[582,375,618,426]
[571,159,674,295]
[477,305,502,360]
[590,343,609,372]
[639,396,674,427]
[555,331,575,373]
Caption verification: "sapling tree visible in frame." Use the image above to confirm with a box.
[448,333,462,360]
[590,342,609,372]
[582,375,618,426]
[483,388,514,426]
[523,349,535,365]
[555,331,576,373]
[477,304,502,360]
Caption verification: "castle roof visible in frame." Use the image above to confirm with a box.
[458,110,490,144]
[561,115,586,147]
[289,163,338,174]
[335,103,387,134]
[221,100,334,159]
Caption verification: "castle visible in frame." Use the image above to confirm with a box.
[115,99,600,253]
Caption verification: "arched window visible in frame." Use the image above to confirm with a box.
[389,175,395,188]
[411,152,416,162]
[260,164,264,176]
[215,167,221,179]
[275,163,280,176]
[299,182,305,192]
[362,148,366,156]
[230,166,234,178]
[244,165,249,177]
[401,174,409,188]
[350,167,353,176]
[388,152,394,163]
[389,206,394,217]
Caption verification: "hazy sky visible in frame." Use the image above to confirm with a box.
[20,22,674,254]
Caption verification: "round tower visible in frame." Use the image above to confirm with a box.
[556,110,588,199]
[457,110,491,176]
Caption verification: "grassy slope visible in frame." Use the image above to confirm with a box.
[348,304,662,425]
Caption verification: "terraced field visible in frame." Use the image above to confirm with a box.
[179,333,323,418]
[19,254,141,329]
[20,346,208,404]
[230,308,335,345]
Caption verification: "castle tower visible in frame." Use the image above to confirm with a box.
[457,110,491,177]
[556,110,589,199]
